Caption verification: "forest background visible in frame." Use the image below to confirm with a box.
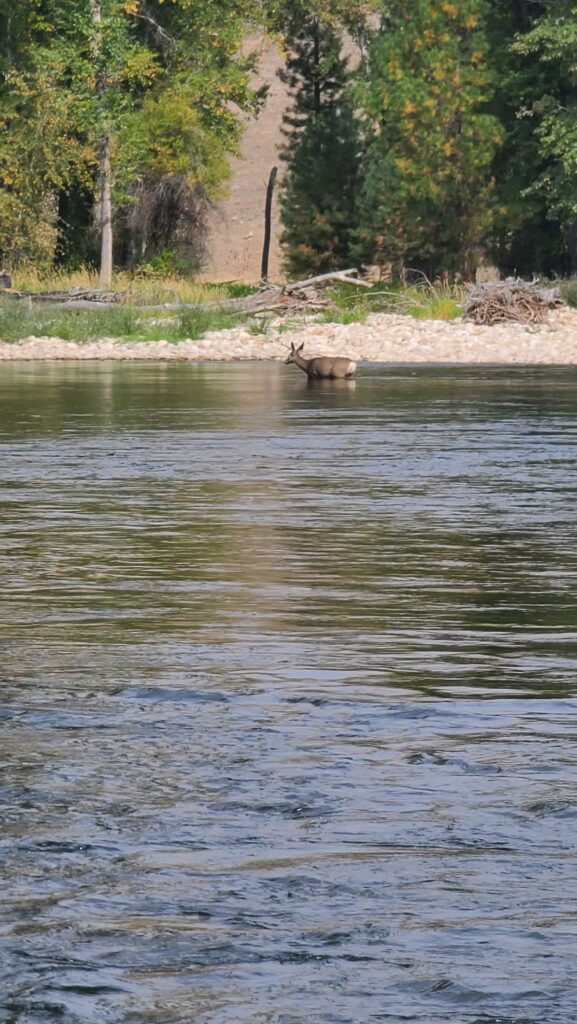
[1,0,577,288]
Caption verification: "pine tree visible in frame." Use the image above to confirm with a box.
[485,0,567,276]
[278,12,362,277]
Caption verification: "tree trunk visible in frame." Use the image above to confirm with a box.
[260,166,278,283]
[90,0,113,286]
[98,136,113,287]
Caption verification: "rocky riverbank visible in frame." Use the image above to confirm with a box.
[1,308,577,363]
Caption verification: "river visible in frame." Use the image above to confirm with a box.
[1,361,576,1024]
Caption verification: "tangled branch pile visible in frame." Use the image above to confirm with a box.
[126,175,210,273]
[463,279,563,325]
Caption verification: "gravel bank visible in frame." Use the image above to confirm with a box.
[1,309,577,363]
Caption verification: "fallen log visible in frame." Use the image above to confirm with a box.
[283,269,372,292]
[1,270,369,313]
[31,294,329,314]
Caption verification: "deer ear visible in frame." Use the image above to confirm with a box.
[297,343,304,353]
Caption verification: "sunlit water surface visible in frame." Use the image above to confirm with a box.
[1,361,577,1024]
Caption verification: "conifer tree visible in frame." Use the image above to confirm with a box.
[485,0,567,276]
[278,11,362,277]
[507,2,577,273]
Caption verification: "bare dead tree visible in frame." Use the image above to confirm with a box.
[260,166,278,283]
[126,175,210,271]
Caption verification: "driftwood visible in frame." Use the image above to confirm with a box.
[283,269,372,292]
[463,278,563,325]
[2,270,369,314]
[13,286,122,304]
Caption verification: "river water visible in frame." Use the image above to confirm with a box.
[1,361,576,1024]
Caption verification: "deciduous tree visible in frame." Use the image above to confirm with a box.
[0,0,265,276]
[355,0,502,280]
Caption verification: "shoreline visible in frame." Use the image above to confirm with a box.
[1,309,577,364]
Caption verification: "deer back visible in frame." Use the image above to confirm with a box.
[306,356,356,379]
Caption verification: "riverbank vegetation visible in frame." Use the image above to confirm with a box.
[0,275,461,343]
[3,274,577,345]
[2,2,577,287]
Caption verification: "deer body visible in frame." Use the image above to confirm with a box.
[285,342,356,380]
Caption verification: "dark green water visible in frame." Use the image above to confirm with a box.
[1,360,577,1024]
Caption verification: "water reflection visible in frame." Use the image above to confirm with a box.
[306,376,357,393]
[0,361,576,1023]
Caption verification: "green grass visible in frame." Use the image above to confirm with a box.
[0,267,260,343]
[409,294,462,320]
[557,277,577,308]
[175,305,241,339]
[0,301,248,344]
[0,272,466,345]
[324,280,463,324]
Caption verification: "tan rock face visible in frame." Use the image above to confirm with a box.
[200,30,362,285]
[200,39,289,284]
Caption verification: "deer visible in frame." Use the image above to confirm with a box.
[285,342,357,380]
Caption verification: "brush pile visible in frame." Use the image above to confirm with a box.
[463,278,563,325]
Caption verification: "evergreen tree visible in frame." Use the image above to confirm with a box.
[507,2,577,273]
[355,0,502,280]
[486,0,568,276]
[278,10,362,276]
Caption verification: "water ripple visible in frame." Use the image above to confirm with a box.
[0,363,576,1023]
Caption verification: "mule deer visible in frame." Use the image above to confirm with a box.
[285,342,356,380]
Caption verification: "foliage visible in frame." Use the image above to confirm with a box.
[557,276,577,308]
[325,280,462,322]
[485,1,569,276]
[0,48,93,269]
[5,0,577,281]
[266,0,377,40]
[278,12,363,276]
[509,3,577,271]
[0,300,240,344]
[280,106,362,276]
[354,0,502,281]
[0,0,265,273]
[0,287,461,347]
